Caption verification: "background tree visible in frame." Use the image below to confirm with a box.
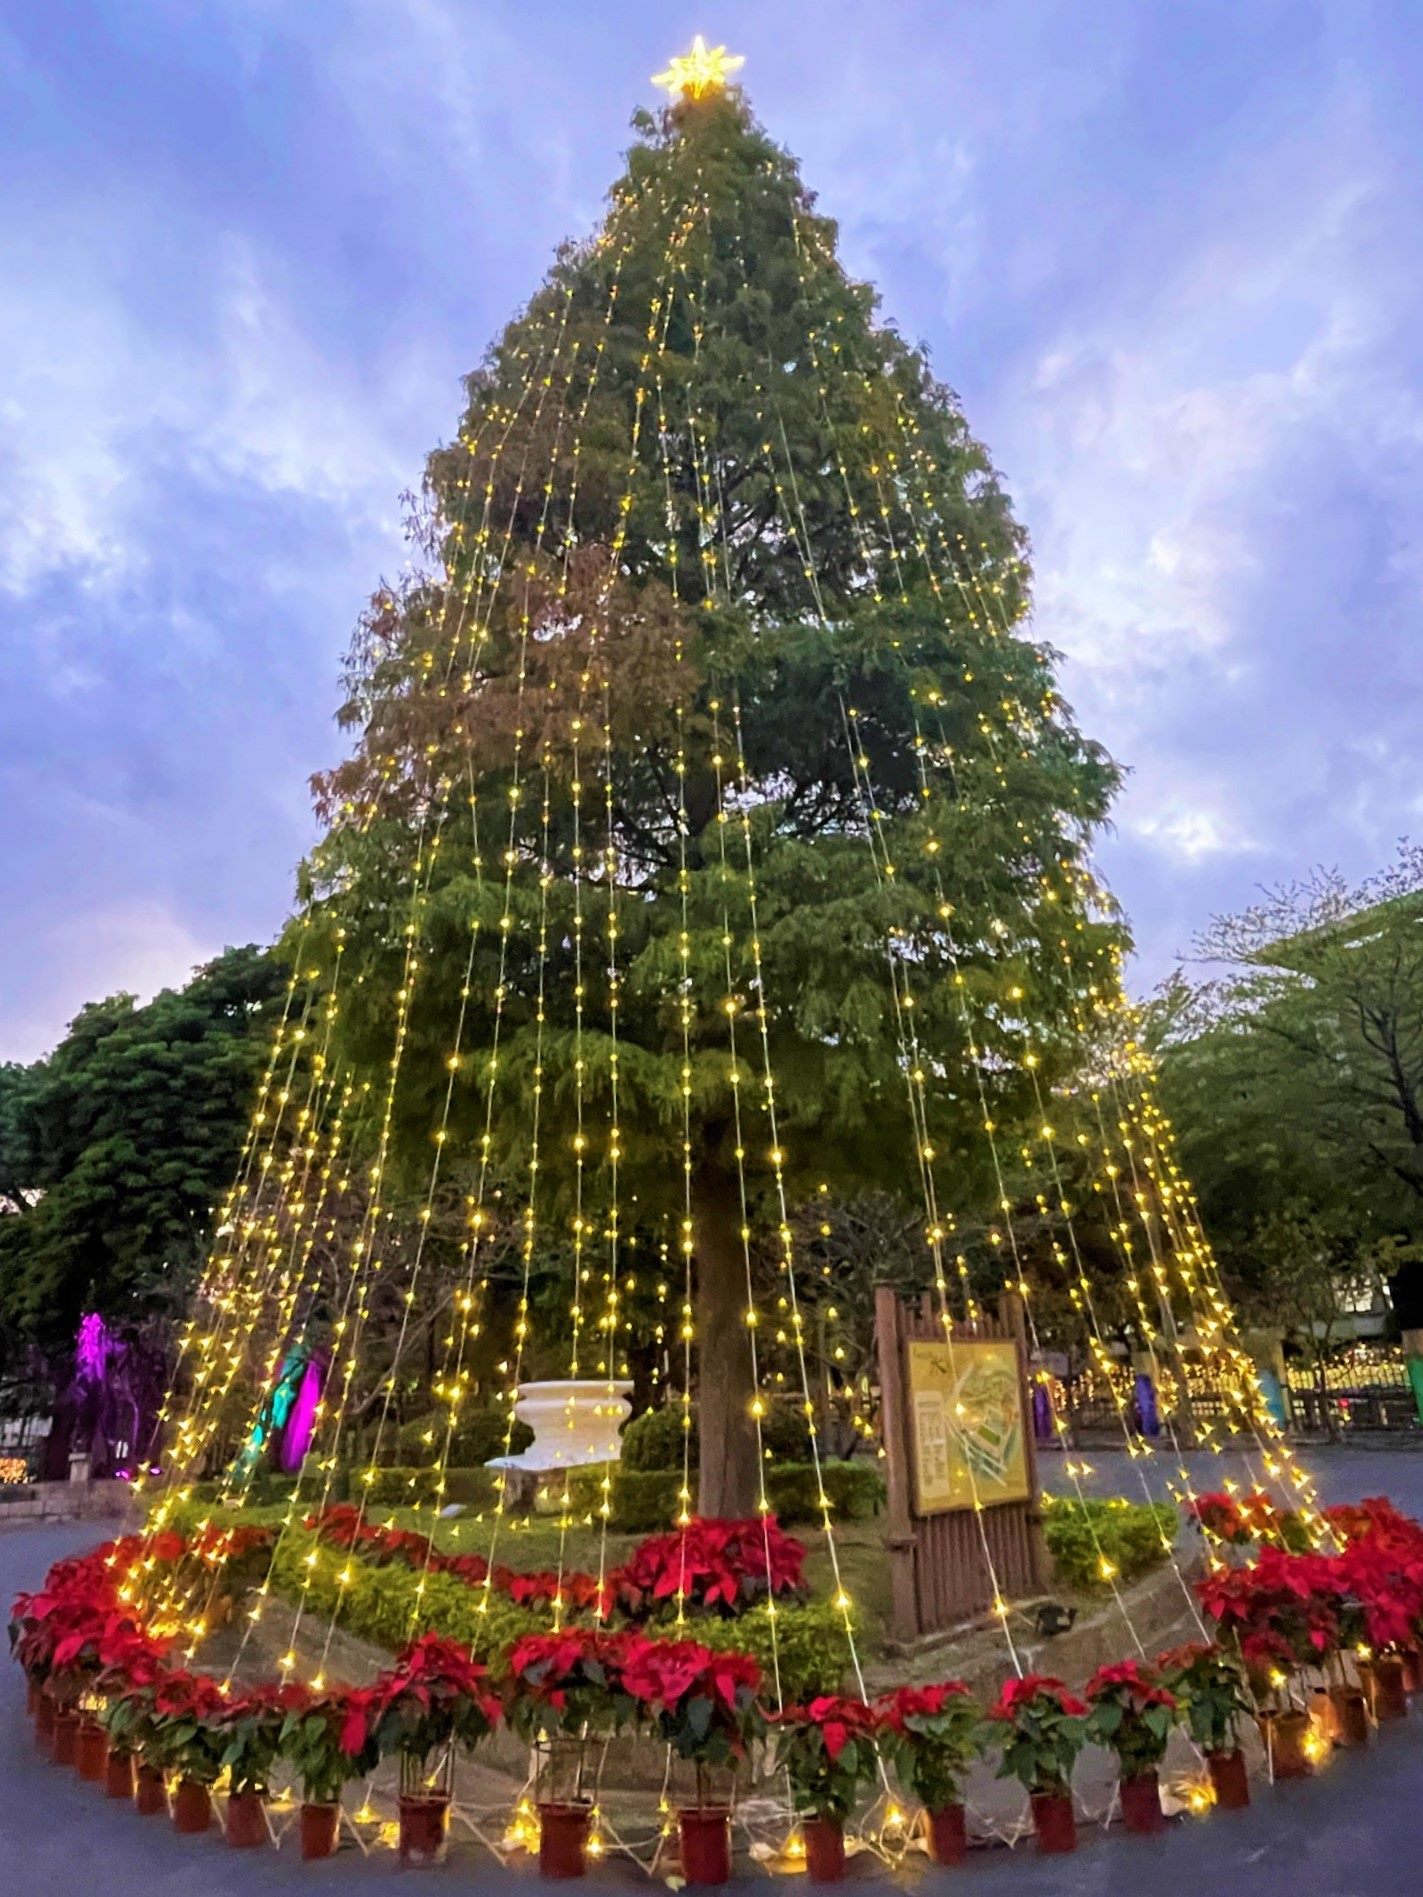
[0,945,285,1461]
[1151,846,1423,1323]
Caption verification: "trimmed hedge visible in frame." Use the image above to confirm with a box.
[360,1465,501,1511]
[268,1529,544,1673]
[188,1472,303,1508]
[696,1598,854,1700]
[768,1460,884,1524]
[393,1407,533,1467]
[620,1405,693,1472]
[1042,1495,1178,1592]
[619,1401,814,1471]
[563,1460,885,1532]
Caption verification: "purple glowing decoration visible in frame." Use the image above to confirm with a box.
[279,1358,323,1472]
[75,1312,114,1383]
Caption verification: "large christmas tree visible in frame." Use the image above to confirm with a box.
[280,54,1122,1519]
[135,44,1182,1557]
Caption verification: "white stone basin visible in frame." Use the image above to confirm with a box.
[486,1378,634,1472]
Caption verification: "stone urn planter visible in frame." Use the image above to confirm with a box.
[487,1379,634,1500]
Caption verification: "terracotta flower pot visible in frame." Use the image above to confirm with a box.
[300,1802,341,1861]
[1375,1656,1409,1721]
[398,1792,450,1868]
[538,1803,591,1880]
[76,1719,109,1782]
[1119,1771,1165,1835]
[1262,1709,1312,1780]
[1207,1748,1249,1811]
[105,1750,135,1801]
[802,1816,846,1884]
[225,1790,268,1849]
[53,1710,80,1767]
[1331,1687,1370,1747]
[35,1693,56,1751]
[678,1806,732,1886]
[924,1802,967,1866]
[25,1678,39,1718]
[1030,1791,1077,1855]
[172,1778,212,1835]
[135,1764,168,1816]
[1402,1647,1423,1696]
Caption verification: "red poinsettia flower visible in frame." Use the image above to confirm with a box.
[989,1674,1089,1720]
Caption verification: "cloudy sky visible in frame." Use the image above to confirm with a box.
[3,0,1420,1060]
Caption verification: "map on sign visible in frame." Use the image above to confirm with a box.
[906,1338,1029,1514]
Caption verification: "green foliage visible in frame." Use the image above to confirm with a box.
[564,1467,679,1531]
[1084,1670,1178,1775]
[0,945,286,1351]
[760,1404,815,1462]
[1041,1496,1177,1593]
[217,1699,287,1796]
[191,1471,300,1510]
[878,1689,984,1808]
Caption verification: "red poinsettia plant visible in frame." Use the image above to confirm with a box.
[1197,1546,1347,1672]
[505,1629,643,1742]
[1083,1661,1178,1778]
[985,1675,1089,1796]
[103,1674,167,1761]
[621,1637,762,1784]
[1189,1490,1307,1551]
[614,1518,807,1618]
[144,1669,231,1785]
[371,1633,503,1771]
[874,1682,984,1810]
[215,1683,303,1797]
[1336,1529,1423,1653]
[9,1547,167,1706]
[771,1696,881,1820]
[278,1684,383,1806]
[306,1505,613,1618]
[1157,1643,1253,1757]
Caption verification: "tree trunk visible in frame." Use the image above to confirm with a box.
[693,1165,760,1520]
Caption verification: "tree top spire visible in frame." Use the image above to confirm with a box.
[651,35,745,102]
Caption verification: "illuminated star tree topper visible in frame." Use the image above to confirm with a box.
[652,34,745,101]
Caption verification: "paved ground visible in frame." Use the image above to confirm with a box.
[1039,1438,1423,1518]
[7,1445,1423,1894]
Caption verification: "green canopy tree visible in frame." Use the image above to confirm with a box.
[300,85,1122,1515]
[1152,846,1423,1320]
[0,945,286,1360]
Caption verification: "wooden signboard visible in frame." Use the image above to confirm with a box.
[876,1289,1047,1647]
